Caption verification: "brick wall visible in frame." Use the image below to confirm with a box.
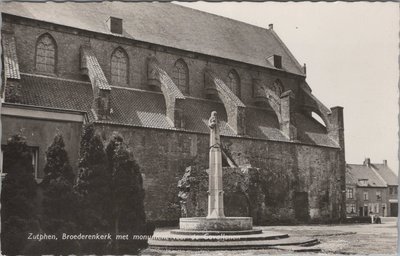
[96,124,343,223]
[1,113,344,223]
[1,115,83,178]
[9,19,302,106]
[354,187,388,216]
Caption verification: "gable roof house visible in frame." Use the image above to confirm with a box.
[346,158,398,217]
[0,2,346,223]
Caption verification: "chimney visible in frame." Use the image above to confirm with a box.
[364,158,371,167]
[268,23,274,30]
[107,16,123,34]
[383,160,387,166]
[267,54,282,69]
[303,63,307,74]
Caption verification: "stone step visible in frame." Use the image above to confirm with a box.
[271,245,321,252]
[170,229,263,236]
[151,230,288,241]
[148,232,320,251]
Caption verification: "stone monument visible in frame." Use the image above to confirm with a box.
[207,111,225,219]
[178,111,253,232]
[147,111,320,251]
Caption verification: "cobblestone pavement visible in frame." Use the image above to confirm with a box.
[141,218,397,255]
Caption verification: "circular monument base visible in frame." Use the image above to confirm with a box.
[179,217,252,231]
[148,229,320,251]
[148,217,320,251]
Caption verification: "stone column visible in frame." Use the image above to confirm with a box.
[207,111,225,219]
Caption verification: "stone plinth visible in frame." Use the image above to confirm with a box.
[179,217,252,231]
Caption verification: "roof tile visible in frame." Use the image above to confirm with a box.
[2,33,20,80]
[346,164,387,187]
[81,46,111,91]
[0,2,305,76]
[295,112,338,148]
[372,164,398,186]
[12,75,337,147]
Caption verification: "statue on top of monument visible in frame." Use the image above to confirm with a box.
[208,111,220,149]
[208,111,218,129]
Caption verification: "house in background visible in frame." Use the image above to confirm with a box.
[346,158,398,217]
[372,160,398,217]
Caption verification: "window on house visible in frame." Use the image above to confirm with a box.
[1,145,39,179]
[36,33,56,74]
[363,191,369,201]
[359,179,368,186]
[389,187,393,195]
[111,47,129,85]
[227,70,240,97]
[172,59,189,94]
[376,191,382,200]
[374,203,379,213]
[346,188,354,199]
[394,187,398,195]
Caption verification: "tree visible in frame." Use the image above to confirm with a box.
[106,133,147,254]
[42,134,74,184]
[74,123,112,254]
[40,133,79,254]
[1,134,39,255]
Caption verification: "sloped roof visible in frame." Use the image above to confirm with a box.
[346,164,387,187]
[0,1,305,76]
[295,112,338,148]
[12,74,337,147]
[246,107,289,142]
[19,74,92,112]
[372,164,398,186]
[2,32,20,80]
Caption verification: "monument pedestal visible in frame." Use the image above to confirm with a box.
[179,217,253,231]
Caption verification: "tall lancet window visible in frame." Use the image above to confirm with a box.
[227,70,240,97]
[36,33,56,74]
[172,59,189,94]
[111,47,129,85]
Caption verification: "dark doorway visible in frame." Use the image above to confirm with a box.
[390,203,398,217]
[359,207,363,216]
[294,192,309,222]
[363,206,368,216]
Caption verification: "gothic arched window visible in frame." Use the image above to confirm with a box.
[111,47,129,85]
[35,33,56,73]
[172,59,189,94]
[227,70,240,97]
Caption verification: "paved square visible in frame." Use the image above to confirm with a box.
[142,218,397,255]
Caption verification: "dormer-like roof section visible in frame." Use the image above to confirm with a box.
[372,164,398,186]
[346,164,387,187]
[0,2,305,76]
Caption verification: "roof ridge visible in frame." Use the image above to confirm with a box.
[173,3,270,33]
[2,2,305,76]
[20,72,91,85]
[269,29,304,75]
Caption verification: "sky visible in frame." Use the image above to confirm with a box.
[176,2,399,173]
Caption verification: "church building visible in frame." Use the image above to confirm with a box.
[1,2,346,224]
